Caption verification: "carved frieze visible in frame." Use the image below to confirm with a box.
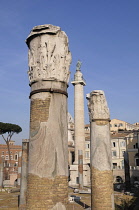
[87,90,110,122]
[26,24,72,85]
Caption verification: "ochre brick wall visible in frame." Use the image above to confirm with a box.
[27,174,68,209]
[91,167,114,210]
[30,98,50,136]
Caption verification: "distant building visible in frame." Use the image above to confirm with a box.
[111,133,127,169]
[110,119,139,132]
[0,141,22,186]
[68,117,139,171]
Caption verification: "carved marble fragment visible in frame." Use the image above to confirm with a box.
[26,24,71,85]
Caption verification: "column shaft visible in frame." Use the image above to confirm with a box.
[17,151,22,187]
[0,159,3,188]
[78,150,83,189]
[74,84,85,164]
[26,24,71,210]
[87,90,114,210]
[19,139,29,209]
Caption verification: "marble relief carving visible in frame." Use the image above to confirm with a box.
[87,90,110,121]
[27,25,71,84]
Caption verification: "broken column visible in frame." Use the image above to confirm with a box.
[19,139,29,209]
[0,158,3,188]
[26,24,71,209]
[17,151,22,187]
[87,90,114,210]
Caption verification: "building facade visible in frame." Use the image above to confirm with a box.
[68,117,139,184]
[0,141,22,186]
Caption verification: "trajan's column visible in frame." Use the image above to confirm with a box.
[87,90,114,210]
[71,61,86,164]
[26,24,71,209]
[70,62,90,186]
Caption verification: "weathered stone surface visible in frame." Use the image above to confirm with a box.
[91,167,114,210]
[0,159,3,188]
[87,90,112,171]
[17,151,22,186]
[19,139,29,209]
[71,66,86,164]
[87,90,110,121]
[70,65,90,187]
[26,24,71,209]
[29,93,68,178]
[78,150,83,189]
[26,24,71,85]
[87,90,114,210]
[52,202,66,210]
[26,174,68,209]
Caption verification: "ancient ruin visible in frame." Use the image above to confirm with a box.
[19,139,29,209]
[0,159,3,188]
[26,24,71,209]
[69,63,90,186]
[87,90,114,210]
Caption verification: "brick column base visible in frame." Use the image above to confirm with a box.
[27,174,68,209]
[91,167,114,210]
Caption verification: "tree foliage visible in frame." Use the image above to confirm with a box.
[0,122,22,141]
[0,122,22,164]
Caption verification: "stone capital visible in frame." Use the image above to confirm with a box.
[86,90,110,122]
[26,24,72,86]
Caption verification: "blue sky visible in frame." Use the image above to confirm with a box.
[0,0,139,144]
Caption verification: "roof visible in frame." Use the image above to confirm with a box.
[111,133,128,139]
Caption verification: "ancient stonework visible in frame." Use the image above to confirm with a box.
[69,65,90,187]
[26,24,71,209]
[87,90,110,121]
[30,98,51,137]
[26,24,71,85]
[91,167,114,210]
[27,174,68,210]
[19,139,29,210]
[87,90,114,210]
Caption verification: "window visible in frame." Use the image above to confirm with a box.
[121,160,124,169]
[5,155,9,160]
[85,151,90,159]
[114,124,118,127]
[76,177,79,184]
[10,155,13,160]
[113,163,117,169]
[120,141,126,147]
[133,143,138,149]
[136,158,139,166]
[112,151,117,157]
[85,144,90,149]
[119,123,123,127]
[14,162,18,167]
[15,154,18,160]
[112,142,116,147]
[1,155,4,159]
[2,151,4,155]
[122,151,125,157]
